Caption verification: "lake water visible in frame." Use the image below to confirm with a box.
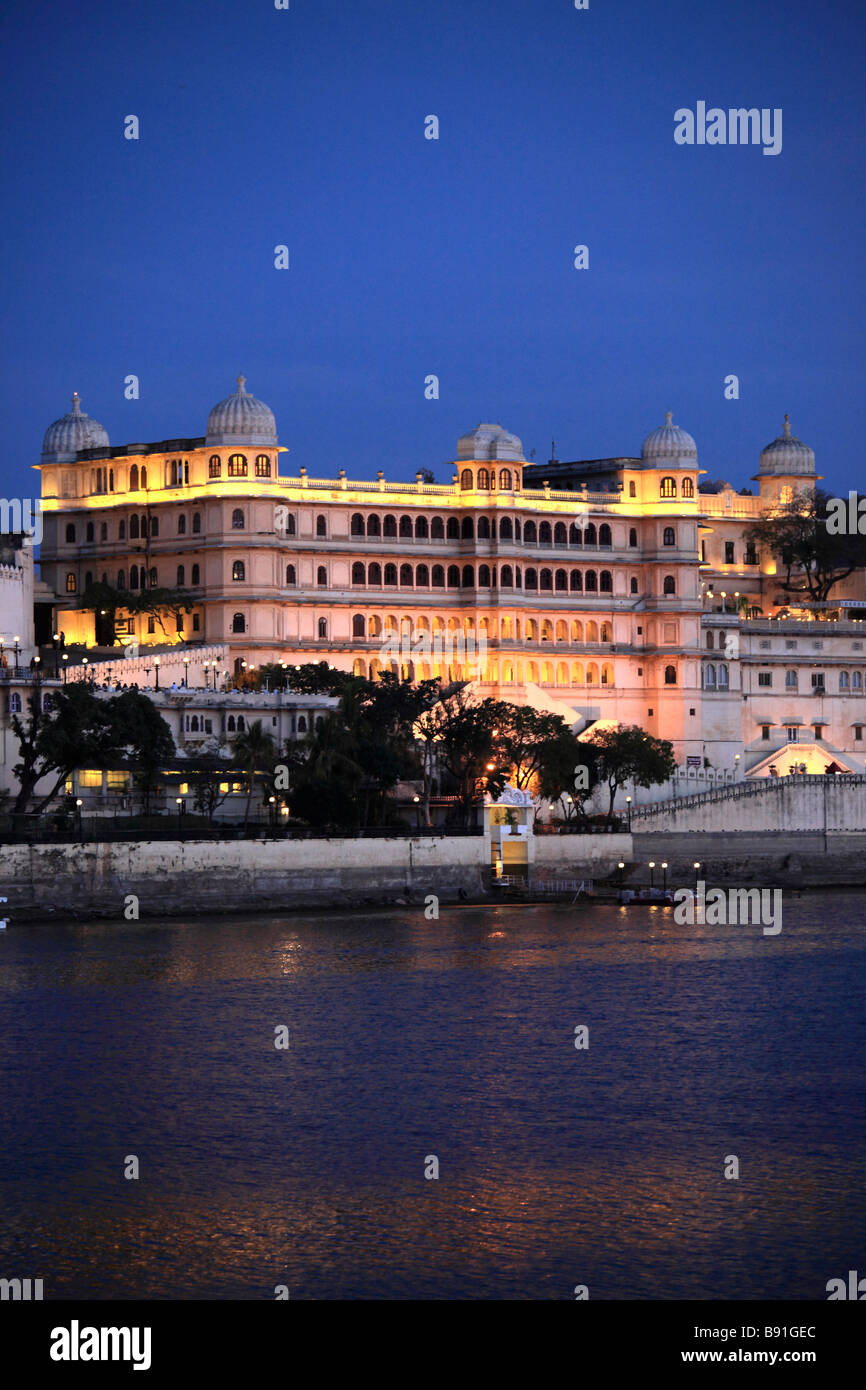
[1,893,864,1300]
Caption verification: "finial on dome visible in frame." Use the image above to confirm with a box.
[71,392,81,413]
[236,375,247,394]
[665,411,673,426]
[783,413,791,436]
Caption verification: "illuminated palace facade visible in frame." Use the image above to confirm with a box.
[35,381,866,772]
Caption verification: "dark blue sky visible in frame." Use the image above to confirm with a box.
[2,0,863,499]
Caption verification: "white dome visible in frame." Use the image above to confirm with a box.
[758,415,815,476]
[41,392,109,463]
[457,422,524,462]
[641,412,698,466]
[206,376,277,447]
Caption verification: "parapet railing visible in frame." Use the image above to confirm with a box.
[631,773,866,821]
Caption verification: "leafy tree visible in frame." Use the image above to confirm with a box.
[744,487,866,604]
[232,720,278,827]
[535,728,602,822]
[10,682,120,814]
[415,688,507,826]
[191,767,229,825]
[105,690,175,815]
[583,724,676,821]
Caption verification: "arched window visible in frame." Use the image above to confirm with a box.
[599,523,611,546]
[140,466,147,488]
[129,464,139,490]
[368,562,382,585]
[525,567,538,590]
[500,564,513,587]
[400,563,414,587]
[232,509,244,529]
[85,521,94,542]
[232,560,245,581]
[316,514,327,537]
[706,631,714,649]
[478,564,491,587]
[192,564,200,585]
[149,566,158,587]
[477,468,490,489]
[317,565,327,587]
[149,516,158,538]
[117,570,126,589]
[432,564,445,587]
[446,517,460,540]
[540,568,552,590]
[570,569,582,591]
[297,715,307,733]
[461,516,474,540]
[460,469,473,490]
[704,663,716,688]
[352,561,366,586]
[227,715,236,732]
[539,521,552,545]
[286,564,296,585]
[524,520,537,544]
[629,480,636,497]
[630,576,638,594]
[477,516,490,539]
[663,526,675,546]
[585,569,597,592]
[192,512,201,533]
[384,563,397,586]
[178,514,186,534]
[177,565,185,586]
[318,617,327,639]
[383,514,397,538]
[839,671,850,690]
[785,670,798,688]
[629,527,638,547]
[237,716,245,731]
[9,692,22,713]
[664,664,677,684]
[682,477,694,497]
[555,568,567,591]
[129,565,139,589]
[416,563,429,586]
[431,516,444,539]
[65,523,76,543]
[232,613,246,633]
[255,455,271,477]
[717,663,729,689]
[447,565,460,588]
[600,570,612,592]
[351,513,365,536]
[569,523,581,546]
[353,614,366,638]
[660,476,677,498]
[209,455,221,478]
[415,515,428,538]
[663,574,676,595]
[119,519,126,540]
[228,454,248,477]
[366,514,380,537]
[584,523,597,547]
[554,522,567,545]
[499,469,512,490]
[853,672,863,690]
[399,515,413,537]
[499,517,513,541]
[462,565,474,588]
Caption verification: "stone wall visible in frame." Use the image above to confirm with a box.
[631,776,866,833]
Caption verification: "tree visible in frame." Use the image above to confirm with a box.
[125,585,194,637]
[535,728,602,823]
[744,488,866,604]
[105,690,175,815]
[10,682,120,814]
[583,724,676,821]
[415,688,507,826]
[191,767,229,825]
[79,581,123,646]
[231,720,278,827]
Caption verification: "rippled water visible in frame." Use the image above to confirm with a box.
[1,892,864,1299]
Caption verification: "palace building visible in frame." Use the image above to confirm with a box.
[33,380,866,774]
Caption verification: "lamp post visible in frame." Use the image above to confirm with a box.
[62,652,68,684]
[661,861,668,891]
[202,660,210,690]
[413,793,421,831]
[13,636,21,674]
[268,795,276,830]
[649,860,656,889]
[734,752,741,777]
[693,861,701,891]
[76,797,83,840]
[82,655,89,683]
[176,796,183,833]
[52,632,60,679]
[183,657,189,687]
[626,795,632,830]
[618,860,625,887]
[154,656,161,690]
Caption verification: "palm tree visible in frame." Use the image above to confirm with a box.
[231,720,277,828]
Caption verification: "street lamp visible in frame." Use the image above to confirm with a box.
[82,656,89,682]
[183,657,189,687]
[154,655,161,690]
[52,631,60,679]
[176,796,183,832]
[693,861,701,890]
[649,860,656,889]
[734,753,741,776]
[268,795,276,830]
[617,860,625,887]
[62,653,69,684]
[625,795,632,830]
[661,861,668,891]
[76,797,83,839]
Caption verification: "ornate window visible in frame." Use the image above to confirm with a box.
[228,454,248,477]
[460,469,473,490]
[682,477,694,497]
[286,564,296,585]
[415,516,429,538]
[119,519,126,540]
[447,565,460,588]
[232,561,245,581]
[599,523,611,546]
[149,516,159,537]
[209,456,221,478]
[400,563,413,587]
[255,455,271,477]
[384,563,398,586]
[600,570,613,592]
[570,570,582,591]
[664,664,677,684]
[663,527,675,546]
[630,577,638,594]
[232,613,246,633]
[584,569,597,592]
[129,465,139,490]
[629,480,636,497]
[191,564,200,585]
[383,514,397,538]
[446,517,460,540]
[192,512,201,534]
[477,468,490,489]
[178,514,187,534]
[477,516,490,539]
[352,562,366,585]
[317,565,327,586]
[539,521,552,545]
[368,562,381,585]
[318,617,327,639]
[663,574,676,595]
[65,572,76,592]
[499,469,512,490]
[416,564,429,586]
[431,516,444,540]
[232,509,244,530]
[353,614,366,638]
[351,513,365,536]
[432,564,445,587]
[461,516,474,540]
[499,517,513,541]
[399,515,413,537]
[129,565,139,589]
[524,520,537,544]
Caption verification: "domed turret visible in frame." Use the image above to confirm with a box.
[757,414,815,477]
[456,422,524,462]
[41,392,109,463]
[206,376,277,447]
[641,412,698,466]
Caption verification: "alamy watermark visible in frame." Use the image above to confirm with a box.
[675,104,782,156]
[0,499,42,546]
[673,880,782,936]
[824,492,866,535]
